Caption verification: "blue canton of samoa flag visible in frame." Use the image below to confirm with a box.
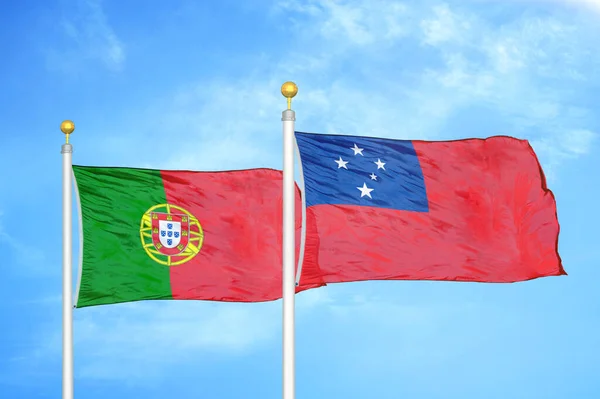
[295,131,429,211]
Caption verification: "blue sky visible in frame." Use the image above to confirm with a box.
[1,0,599,398]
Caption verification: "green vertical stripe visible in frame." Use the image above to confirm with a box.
[73,165,172,307]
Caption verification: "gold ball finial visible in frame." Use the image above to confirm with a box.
[281,81,298,99]
[61,120,75,135]
[281,82,298,110]
[60,120,75,144]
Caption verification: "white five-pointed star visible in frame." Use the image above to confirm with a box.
[335,157,349,169]
[357,182,374,198]
[374,158,386,170]
[370,173,377,180]
[351,143,364,156]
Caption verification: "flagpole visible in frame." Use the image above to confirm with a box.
[281,81,298,399]
[61,120,75,399]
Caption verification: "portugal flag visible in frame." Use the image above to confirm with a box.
[72,166,323,308]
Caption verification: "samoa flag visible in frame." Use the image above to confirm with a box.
[295,131,565,284]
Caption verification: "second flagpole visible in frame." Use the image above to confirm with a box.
[281,81,298,399]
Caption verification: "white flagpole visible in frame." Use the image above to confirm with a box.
[60,120,75,399]
[281,82,298,399]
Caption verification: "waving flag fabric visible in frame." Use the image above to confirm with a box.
[73,166,323,308]
[295,132,565,284]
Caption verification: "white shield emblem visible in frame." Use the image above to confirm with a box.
[158,220,181,248]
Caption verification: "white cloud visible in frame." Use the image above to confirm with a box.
[563,129,595,155]
[276,0,410,46]
[17,288,332,382]
[67,1,594,178]
[553,0,600,14]
[530,128,596,178]
[147,0,595,172]
[23,301,278,382]
[296,289,490,379]
[420,3,473,46]
[415,4,597,170]
[0,211,45,269]
[47,0,125,72]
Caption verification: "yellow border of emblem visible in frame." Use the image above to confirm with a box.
[139,203,204,266]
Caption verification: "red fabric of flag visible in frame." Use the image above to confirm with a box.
[161,168,324,301]
[296,132,565,284]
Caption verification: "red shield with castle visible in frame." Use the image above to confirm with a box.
[151,212,190,256]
